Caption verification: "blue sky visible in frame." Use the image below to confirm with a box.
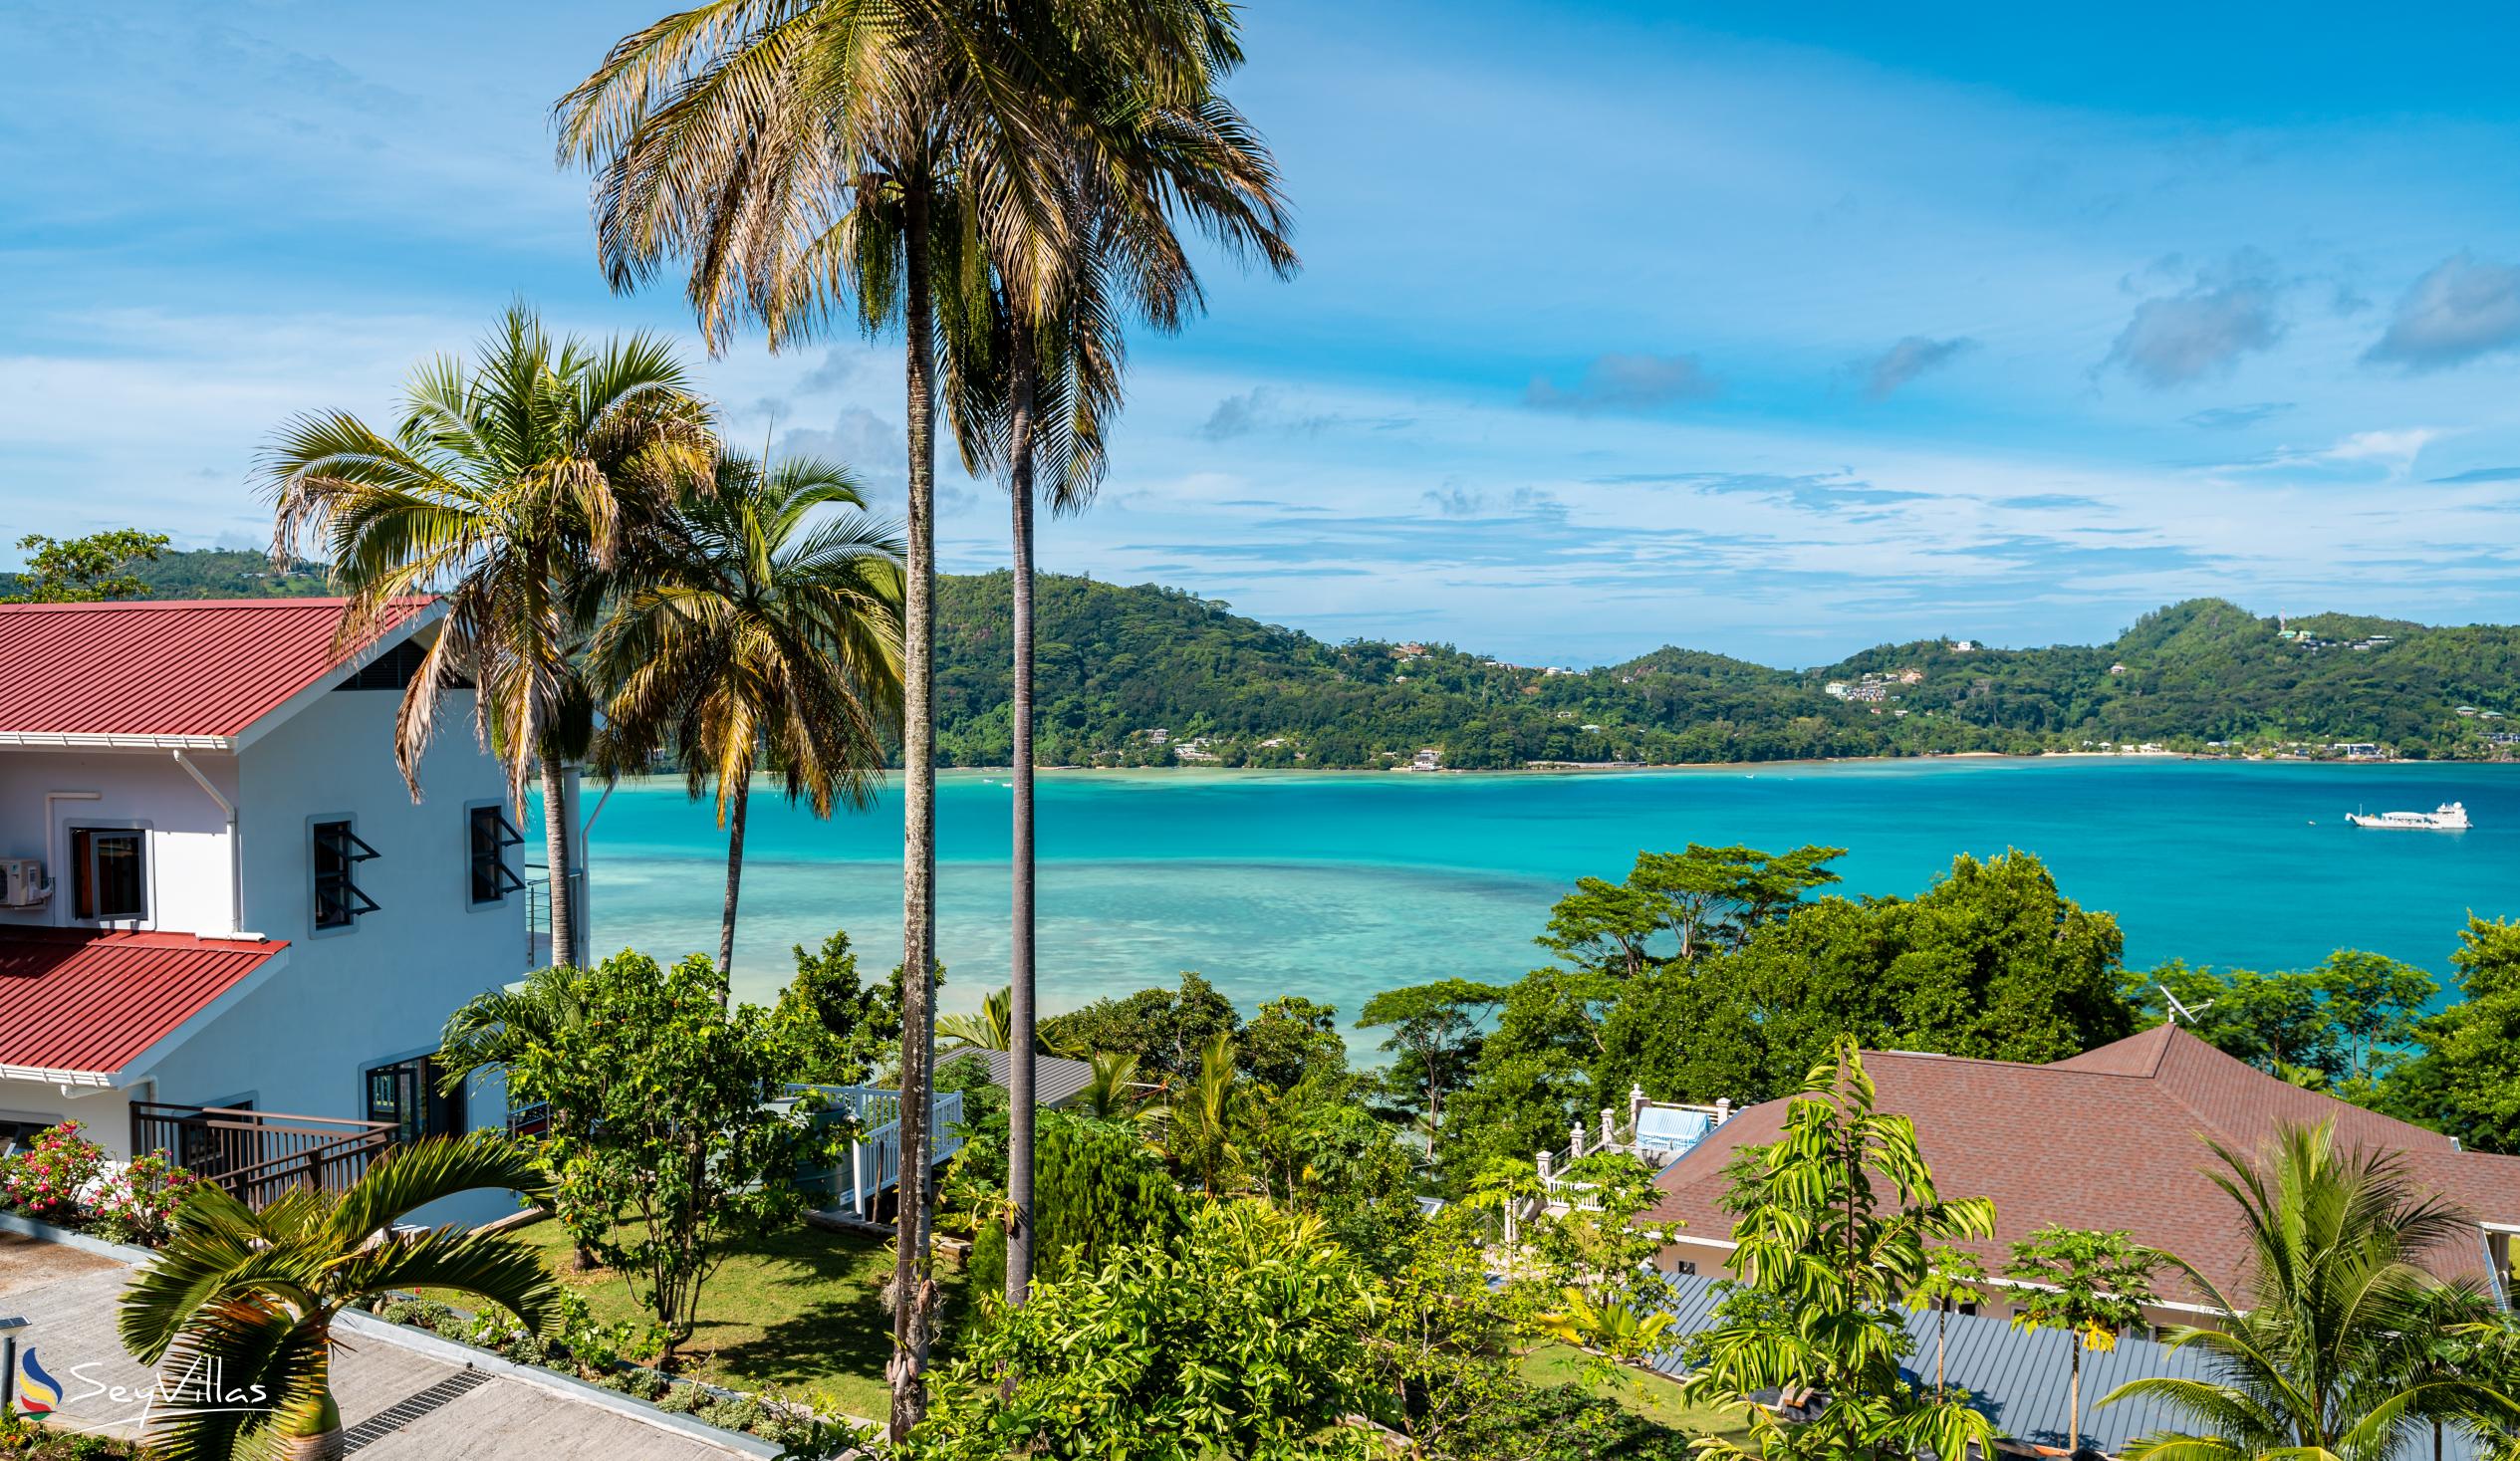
[8,2,2520,667]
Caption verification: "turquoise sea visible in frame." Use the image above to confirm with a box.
[584,760,2520,1024]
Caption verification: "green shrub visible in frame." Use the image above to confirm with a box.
[968,1111,1183,1295]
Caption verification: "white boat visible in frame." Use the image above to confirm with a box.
[2347,802,2471,831]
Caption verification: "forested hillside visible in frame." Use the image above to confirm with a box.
[22,551,2517,766]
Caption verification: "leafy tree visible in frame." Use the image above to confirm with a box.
[768,930,906,1086]
[906,1202,1379,1460]
[1239,995,1350,1093]
[2314,950,2438,1084]
[2124,961,2340,1076]
[589,453,902,983]
[119,1135,560,1461]
[1040,971,1241,1082]
[1246,1091,1420,1269]
[2104,1122,2520,1461]
[1629,843,1845,959]
[1537,876,1663,977]
[968,1111,1183,1297]
[264,303,713,969]
[1680,1037,1998,1461]
[1912,1244,1987,1399]
[1355,978,1510,1152]
[3,529,167,603]
[506,948,836,1357]
[2384,917,2520,1153]
[2005,1226,2160,1453]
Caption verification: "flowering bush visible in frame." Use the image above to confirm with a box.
[76,1151,203,1246]
[0,1121,108,1223]
[0,1122,205,1246]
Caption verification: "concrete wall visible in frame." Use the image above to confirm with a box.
[0,747,240,935]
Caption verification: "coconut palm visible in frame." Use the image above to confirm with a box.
[975,22,1298,1313]
[591,453,904,984]
[264,304,714,970]
[2105,1122,2520,1461]
[557,13,1082,1426]
[118,1133,561,1461]
[1150,1030,1248,1198]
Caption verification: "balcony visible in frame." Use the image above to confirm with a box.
[130,1101,393,1209]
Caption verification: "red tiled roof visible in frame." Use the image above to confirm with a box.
[0,598,430,741]
[1647,1025,2520,1304]
[0,929,287,1079]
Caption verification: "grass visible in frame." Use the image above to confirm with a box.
[1521,1340,1760,1446]
[493,1217,967,1422]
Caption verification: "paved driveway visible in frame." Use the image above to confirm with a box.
[0,1235,754,1458]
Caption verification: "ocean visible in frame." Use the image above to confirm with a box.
[583,759,2520,1024]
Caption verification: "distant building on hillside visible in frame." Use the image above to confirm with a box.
[1409,748,1441,771]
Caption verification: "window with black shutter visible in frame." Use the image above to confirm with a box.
[467,805,525,905]
[313,820,380,929]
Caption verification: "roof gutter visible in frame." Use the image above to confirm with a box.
[0,732,234,751]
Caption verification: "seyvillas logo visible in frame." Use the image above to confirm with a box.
[15,1346,59,1413]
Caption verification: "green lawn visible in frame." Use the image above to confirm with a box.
[496,1217,967,1422]
[1521,1341,1759,1445]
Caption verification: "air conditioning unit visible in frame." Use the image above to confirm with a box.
[1,858,49,908]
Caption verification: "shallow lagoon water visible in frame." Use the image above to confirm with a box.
[585,759,2520,1023]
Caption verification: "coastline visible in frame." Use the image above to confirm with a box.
[919,749,2501,780]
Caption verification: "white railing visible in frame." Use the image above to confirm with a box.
[790,1085,965,1219]
[1537,1090,1733,1215]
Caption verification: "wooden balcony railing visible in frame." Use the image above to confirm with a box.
[131,1102,394,1209]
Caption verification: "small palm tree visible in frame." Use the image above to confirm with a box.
[937,986,1014,1055]
[1152,1031,1247,1198]
[591,453,903,983]
[2105,1122,2520,1461]
[119,1134,561,1461]
[437,966,597,1269]
[264,303,714,969]
[1072,1051,1153,1122]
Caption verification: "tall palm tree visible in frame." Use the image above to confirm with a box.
[264,304,713,970]
[975,16,1298,1312]
[592,453,904,984]
[557,0,1297,1420]
[119,1134,561,1461]
[2105,1122,2520,1461]
[557,12,1079,1429]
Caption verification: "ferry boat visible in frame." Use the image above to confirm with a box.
[2347,802,2471,831]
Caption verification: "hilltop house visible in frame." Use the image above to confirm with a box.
[1643,1024,2520,1319]
[0,599,576,1219]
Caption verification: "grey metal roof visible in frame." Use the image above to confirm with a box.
[949,1047,1097,1108]
[1644,1273,2485,1461]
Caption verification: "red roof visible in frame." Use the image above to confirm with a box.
[1647,1025,2520,1303]
[0,598,431,741]
[0,929,288,1079]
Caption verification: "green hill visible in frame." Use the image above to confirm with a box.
[20,553,2516,766]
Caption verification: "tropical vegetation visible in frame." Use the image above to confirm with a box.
[118,1133,561,1461]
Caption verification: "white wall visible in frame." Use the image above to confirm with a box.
[0,675,537,1225]
[0,747,239,935]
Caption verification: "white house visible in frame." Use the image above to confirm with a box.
[0,598,578,1220]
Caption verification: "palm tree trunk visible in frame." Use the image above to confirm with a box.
[888,177,940,1444]
[540,760,576,969]
[1005,333,1040,1312]
[716,768,750,997]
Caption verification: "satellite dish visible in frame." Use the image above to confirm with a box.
[2157,984,2215,1026]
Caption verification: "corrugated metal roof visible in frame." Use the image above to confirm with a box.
[0,598,430,741]
[1645,1272,2484,1461]
[952,1048,1099,1108]
[0,928,286,1079]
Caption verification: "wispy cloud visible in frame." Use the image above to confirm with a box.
[1524,353,1720,413]
[2426,466,2520,484]
[2181,402,2293,430]
[1199,386,1412,441]
[2364,252,2520,371]
[2104,254,2286,388]
[1859,336,1975,400]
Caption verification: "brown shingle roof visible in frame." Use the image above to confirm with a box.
[1646,1025,2520,1303]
